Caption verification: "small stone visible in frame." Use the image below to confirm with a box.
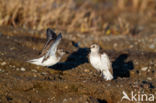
[21,67,26,71]
[1,62,6,66]
[41,72,47,75]
[32,69,37,72]
[33,74,37,77]
[130,71,135,75]
[147,77,152,81]
[141,67,148,71]
[149,44,155,49]
[107,84,111,87]
[65,85,68,89]
[147,69,150,72]
[129,45,133,48]
[113,43,117,48]
[143,84,149,89]
[63,98,67,103]
[84,69,89,73]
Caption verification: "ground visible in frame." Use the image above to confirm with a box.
[0,26,155,103]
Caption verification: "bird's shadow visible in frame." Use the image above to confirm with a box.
[112,54,134,79]
[50,47,90,71]
[50,47,134,79]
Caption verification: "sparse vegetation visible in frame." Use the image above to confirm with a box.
[0,0,155,35]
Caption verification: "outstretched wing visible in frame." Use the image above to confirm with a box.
[42,33,62,63]
[46,28,57,41]
[40,28,57,56]
[101,53,113,73]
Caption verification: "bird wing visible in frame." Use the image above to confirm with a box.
[40,28,57,56]
[101,53,113,73]
[42,33,62,63]
[46,28,57,40]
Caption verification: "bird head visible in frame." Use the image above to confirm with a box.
[90,44,100,52]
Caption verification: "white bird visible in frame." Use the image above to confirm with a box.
[89,44,113,81]
[27,28,66,66]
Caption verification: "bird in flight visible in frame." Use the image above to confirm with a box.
[27,28,66,66]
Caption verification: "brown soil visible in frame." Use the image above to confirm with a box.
[0,27,155,103]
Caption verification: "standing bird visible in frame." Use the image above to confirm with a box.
[89,44,113,81]
[27,28,66,66]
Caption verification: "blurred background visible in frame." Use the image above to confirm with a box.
[0,0,156,35]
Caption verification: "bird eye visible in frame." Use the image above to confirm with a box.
[92,45,96,48]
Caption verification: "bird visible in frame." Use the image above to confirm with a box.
[89,44,113,81]
[27,28,66,66]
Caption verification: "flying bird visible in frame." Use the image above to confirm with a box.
[89,44,113,81]
[27,28,66,66]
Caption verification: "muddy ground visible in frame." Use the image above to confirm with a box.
[0,26,155,103]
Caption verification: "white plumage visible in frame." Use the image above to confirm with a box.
[27,29,65,67]
[89,44,113,81]
[27,53,61,66]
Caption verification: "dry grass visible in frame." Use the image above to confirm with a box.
[0,0,156,35]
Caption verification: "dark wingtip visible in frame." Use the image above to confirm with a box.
[46,28,57,40]
[58,33,62,38]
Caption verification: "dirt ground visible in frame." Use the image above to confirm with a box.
[0,26,155,103]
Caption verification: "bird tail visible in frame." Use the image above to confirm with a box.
[102,70,113,81]
[26,58,42,66]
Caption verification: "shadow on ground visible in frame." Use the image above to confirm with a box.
[50,47,90,71]
[112,54,134,79]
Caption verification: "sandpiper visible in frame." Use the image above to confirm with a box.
[89,44,113,81]
[27,28,65,66]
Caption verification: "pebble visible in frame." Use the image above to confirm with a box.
[1,62,6,66]
[16,68,20,71]
[141,67,148,71]
[147,77,152,81]
[63,98,67,103]
[113,43,117,48]
[129,45,133,48]
[21,67,26,71]
[149,44,155,49]
[32,69,37,73]
[33,74,37,77]
[84,69,89,73]
[147,69,150,72]
[41,72,47,75]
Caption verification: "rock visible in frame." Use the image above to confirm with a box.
[84,69,89,73]
[32,69,37,72]
[21,67,26,71]
[147,77,152,81]
[129,45,133,48]
[141,67,148,71]
[63,98,67,103]
[41,72,47,75]
[113,43,117,48]
[1,62,6,66]
[16,68,19,71]
[149,44,155,49]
